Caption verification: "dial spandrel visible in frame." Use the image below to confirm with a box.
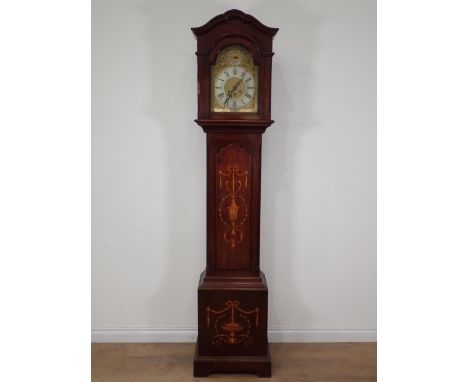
[211,45,258,113]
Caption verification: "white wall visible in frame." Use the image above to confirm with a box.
[92,0,376,342]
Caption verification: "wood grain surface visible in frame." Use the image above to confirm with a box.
[92,342,376,381]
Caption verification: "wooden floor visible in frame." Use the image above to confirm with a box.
[92,343,376,382]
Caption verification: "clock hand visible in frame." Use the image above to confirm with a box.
[231,79,243,94]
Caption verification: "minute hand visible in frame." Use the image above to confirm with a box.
[231,79,243,94]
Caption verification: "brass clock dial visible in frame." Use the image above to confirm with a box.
[211,45,258,113]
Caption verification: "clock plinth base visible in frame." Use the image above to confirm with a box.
[195,271,270,377]
[194,341,271,378]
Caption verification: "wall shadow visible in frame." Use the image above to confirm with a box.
[248,1,322,339]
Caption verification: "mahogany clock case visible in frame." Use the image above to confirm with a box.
[192,10,278,378]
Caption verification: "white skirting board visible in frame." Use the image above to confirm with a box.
[91,328,376,343]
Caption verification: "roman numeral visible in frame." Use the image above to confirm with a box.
[233,68,237,75]
[224,71,230,77]
[247,86,255,89]
[245,93,252,99]
[245,78,251,83]
[233,100,237,108]
[217,93,224,99]
[241,71,246,78]
[215,86,222,90]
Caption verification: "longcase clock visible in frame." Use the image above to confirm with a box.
[191,10,278,377]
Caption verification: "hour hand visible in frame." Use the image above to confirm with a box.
[232,79,243,93]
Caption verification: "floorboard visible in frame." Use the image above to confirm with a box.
[92,343,376,381]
